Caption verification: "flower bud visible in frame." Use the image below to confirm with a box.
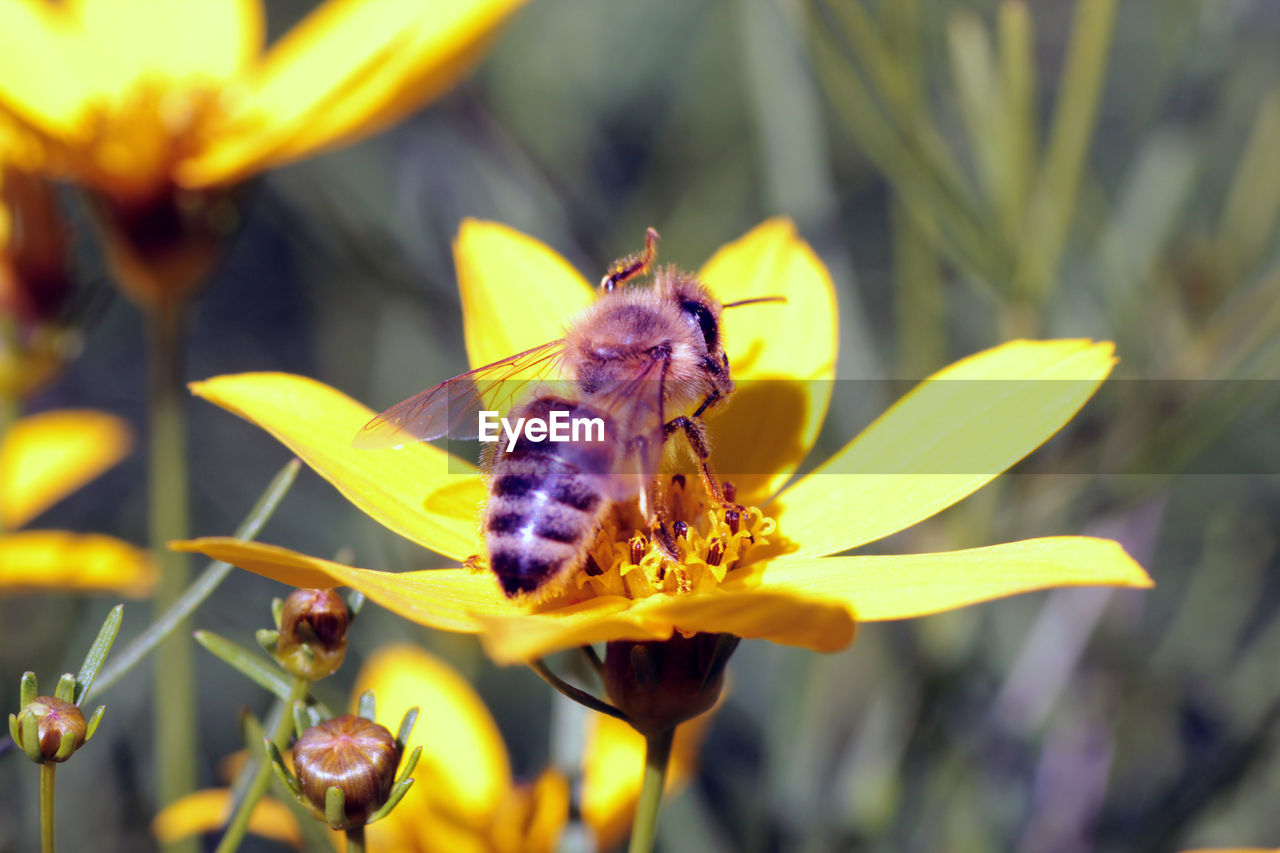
[1,161,75,397]
[88,185,235,314]
[14,696,86,763]
[292,715,400,829]
[602,632,738,736]
[275,588,350,680]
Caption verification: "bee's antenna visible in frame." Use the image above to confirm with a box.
[722,296,786,308]
[600,227,660,292]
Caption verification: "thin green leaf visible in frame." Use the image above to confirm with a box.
[75,604,123,704]
[194,631,292,700]
[86,459,301,702]
[1216,91,1280,282]
[1019,0,1117,299]
[998,0,1037,236]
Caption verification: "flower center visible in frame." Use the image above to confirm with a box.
[570,475,778,601]
[81,76,229,197]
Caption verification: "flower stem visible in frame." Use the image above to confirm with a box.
[40,763,56,853]
[214,676,311,853]
[346,826,366,853]
[148,302,194,853]
[529,658,630,723]
[627,727,674,853]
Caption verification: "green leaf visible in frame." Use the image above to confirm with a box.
[1019,0,1117,299]
[85,459,301,703]
[75,604,123,704]
[194,631,292,700]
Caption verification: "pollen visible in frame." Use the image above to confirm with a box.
[573,476,778,600]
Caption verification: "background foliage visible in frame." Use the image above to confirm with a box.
[4,0,1280,850]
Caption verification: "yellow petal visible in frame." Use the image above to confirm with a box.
[728,536,1152,624]
[255,0,524,166]
[0,529,155,596]
[582,710,711,850]
[699,219,838,504]
[772,340,1117,556]
[476,587,856,664]
[189,372,483,561]
[0,1,90,139]
[151,789,300,846]
[354,645,511,823]
[180,0,524,186]
[490,771,569,853]
[70,0,262,84]
[170,538,519,631]
[455,219,594,370]
[0,409,131,529]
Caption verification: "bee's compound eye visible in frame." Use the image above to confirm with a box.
[680,299,719,351]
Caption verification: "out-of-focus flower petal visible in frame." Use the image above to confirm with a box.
[180,0,524,186]
[771,340,1116,556]
[699,219,838,504]
[69,0,262,84]
[728,536,1151,623]
[0,2,88,139]
[354,645,511,823]
[582,709,711,851]
[491,770,569,853]
[0,409,131,529]
[455,218,594,370]
[0,530,155,596]
[189,372,483,561]
[151,788,300,847]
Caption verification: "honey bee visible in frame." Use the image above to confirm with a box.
[356,229,780,598]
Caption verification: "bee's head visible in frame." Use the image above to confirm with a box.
[665,274,734,405]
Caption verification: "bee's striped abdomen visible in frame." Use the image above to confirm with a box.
[485,397,614,598]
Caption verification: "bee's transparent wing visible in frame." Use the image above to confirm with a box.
[354,340,567,449]
[580,355,672,501]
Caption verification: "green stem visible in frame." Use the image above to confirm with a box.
[40,763,56,853]
[214,676,311,853]
[627,728,674,853]
[529,659,630,723]
[346,825,366,853]
[86,459,301,702]
[149,301,194,853]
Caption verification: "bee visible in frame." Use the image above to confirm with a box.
[356,229,779,598]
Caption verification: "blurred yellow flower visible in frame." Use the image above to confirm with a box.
[0,409,154,595]
[154,645,707,851]
[1,127,75,397]
[173,219,1152,664]
[0,0,526,198]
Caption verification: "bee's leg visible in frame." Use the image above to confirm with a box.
[663,415,725,503]
[600,228,660,292]
[627,432,680,559]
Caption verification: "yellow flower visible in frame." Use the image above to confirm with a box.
[0,409,154,595]
[173,219,1152,664]
[153,645,707,851]
[1,126,75,397]
[0,0,526,198]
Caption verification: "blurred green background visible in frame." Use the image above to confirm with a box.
[5,0,1280,850]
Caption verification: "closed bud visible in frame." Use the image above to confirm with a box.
[88,185,236,314]
[602,632,738,736]
[276,588,350,680]
[14,696,86,763]
[1,161,75,397]
[293,715,400,829]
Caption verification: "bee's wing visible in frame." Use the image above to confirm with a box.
[354,340,567,449]
[581,355,672,501]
